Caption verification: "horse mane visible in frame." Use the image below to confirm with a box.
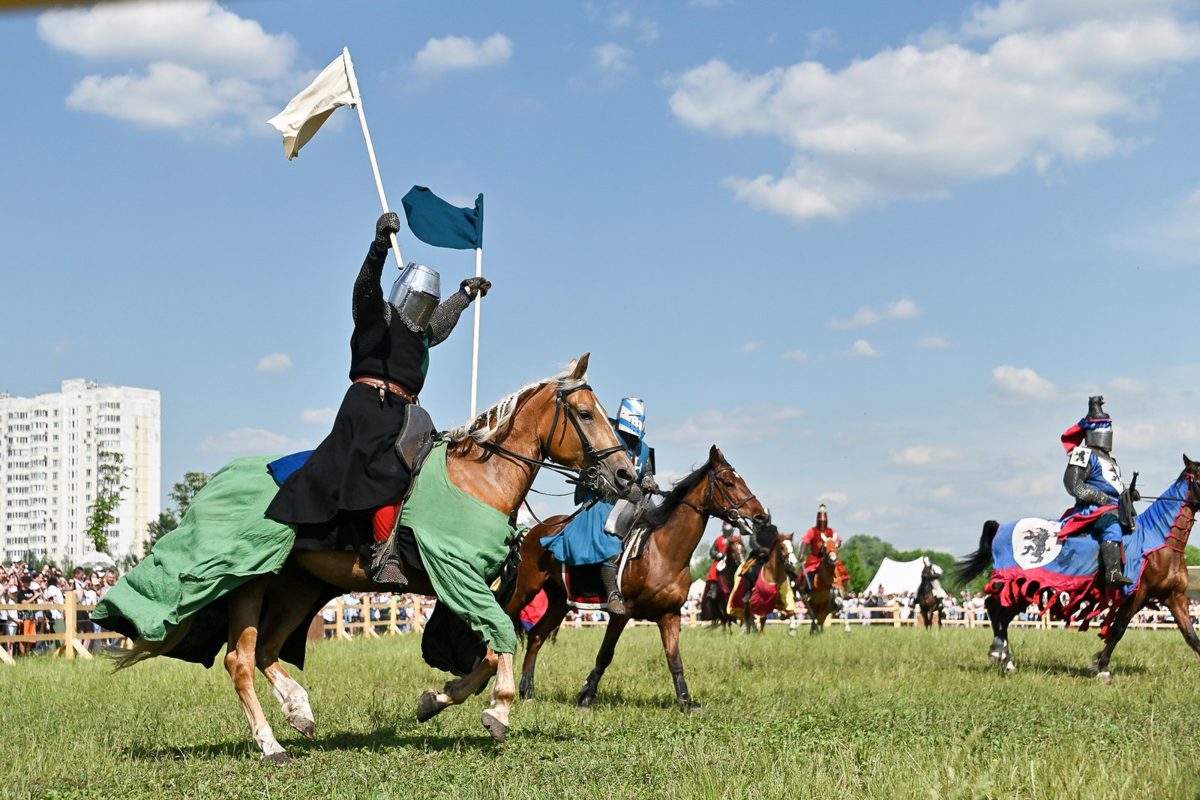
[446,366,587,455]
[641,459,715,530]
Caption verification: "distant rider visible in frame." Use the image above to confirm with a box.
[798,504,852,594]
[1060,395,1136,588]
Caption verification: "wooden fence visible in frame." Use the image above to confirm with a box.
[2,595,1192,664]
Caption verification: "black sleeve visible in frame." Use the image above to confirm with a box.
[1063,463,1112,507]
[352,245,390,351]
[427,290,471,347]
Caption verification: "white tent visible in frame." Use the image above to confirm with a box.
[864,557,925,595]
[687,578,706,603]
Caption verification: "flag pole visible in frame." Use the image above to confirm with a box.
[470,247,482,417]
[341,47,405,268]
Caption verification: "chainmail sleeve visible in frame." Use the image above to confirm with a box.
[708,539,722,561]
[1064,463,1112,507]
[427,290,471,347]
[351,245,391,350]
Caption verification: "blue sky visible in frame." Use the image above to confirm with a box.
[3,0,1200,552]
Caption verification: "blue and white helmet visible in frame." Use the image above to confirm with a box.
[616,397,645,442]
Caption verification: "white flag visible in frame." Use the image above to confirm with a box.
[267,53,357,160]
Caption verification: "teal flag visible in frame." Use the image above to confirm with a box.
[401,186,483,250]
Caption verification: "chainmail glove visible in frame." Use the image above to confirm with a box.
[374,212,401,250]
[460,276,492,299]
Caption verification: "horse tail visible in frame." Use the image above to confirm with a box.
[953,520,1000,585]
[108,616,194,671]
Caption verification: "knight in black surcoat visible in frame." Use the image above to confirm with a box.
[266,212,490,587]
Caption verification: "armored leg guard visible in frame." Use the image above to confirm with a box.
[1099,540,1133,588]
[600,557,625,616]
[369,521,409,590]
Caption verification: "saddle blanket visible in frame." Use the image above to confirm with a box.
[728,570,795,618]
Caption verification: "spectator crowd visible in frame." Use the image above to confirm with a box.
[1,561,122,658]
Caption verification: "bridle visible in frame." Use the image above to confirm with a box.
[677,465,762,532]
[476,382,628,497]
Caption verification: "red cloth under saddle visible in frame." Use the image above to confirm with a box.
[729,572,779,616]
[373,503,402,542]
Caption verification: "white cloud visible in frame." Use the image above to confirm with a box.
[39,1,297,139]
[741,341,762,353]
[414,33,513,72]
[256,353,293,373]
[656,404,804,446]
[805,28,837,57]
[892,446,958,465]
[667,4,1200,221]
[783,349,809,362]
[300,408,335,424]
[850,340,879,358]
[830,298,921,329]
[197,427,308,453]
[918,336,951,349]
[1107,377,1153,395]
[991,365,1056,400]
[38,0,297,78]
[594,43,632,72]
[816,491,847,505]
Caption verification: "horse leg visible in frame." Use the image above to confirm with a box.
[225,580,290,764]
[1164,590,1200,661]
[1092,597,1139,686]
[985,595,1015,675]
[657,612,700,714]
[518,588,568,701]
[481,652,515,742]
[254,572,324,739]
[578,614,629,709]
[416,649,501,723]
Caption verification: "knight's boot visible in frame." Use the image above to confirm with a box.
[369,525,409,590]
[1099,540,1133,588]
[600,558,625,616]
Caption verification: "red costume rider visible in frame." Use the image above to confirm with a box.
[800,504,851,589]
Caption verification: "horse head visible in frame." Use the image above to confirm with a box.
[699,446,769,534]
[726,535,747,569]
[819,532,840,567]
[1181,454,1200,508]
[538,354,638,500]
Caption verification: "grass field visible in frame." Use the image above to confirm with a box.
[2,624,1199,800]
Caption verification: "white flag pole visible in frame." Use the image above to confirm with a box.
[470,246,482,418]
[341,47,404,268]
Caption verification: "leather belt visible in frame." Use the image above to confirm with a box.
[353,376,418,403]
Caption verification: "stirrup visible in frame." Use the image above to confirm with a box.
[1107,570,1133,588]
[370,535,408,589]
[606,592,626,616]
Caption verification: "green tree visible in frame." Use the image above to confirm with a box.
[840,535,899,590]
[84,450,129,555]
[143,472,211,556]
[1186,545,1200,566]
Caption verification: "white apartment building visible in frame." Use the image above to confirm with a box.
[0,380,160,564]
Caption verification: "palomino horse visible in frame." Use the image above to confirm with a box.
[702,536,747,630]
[798,532,846,636]
[915,559,943,629]
[737,532,799,634]
[506,446,768,712]
[954,455,1200,683]
[116,355,637,762]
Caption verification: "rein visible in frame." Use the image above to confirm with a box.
[675,466,761,530]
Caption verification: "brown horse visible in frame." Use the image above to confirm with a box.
[736,533,798,634]
[954,455,1200,683]
[506,446,768,712]
[797,532,847,636]
[116,355,637,762]
[915,558,943,629]
[702,536,746,630]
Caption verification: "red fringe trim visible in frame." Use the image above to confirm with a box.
[986,573,1123,637]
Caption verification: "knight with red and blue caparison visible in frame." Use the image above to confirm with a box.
[1060,395,1138,589]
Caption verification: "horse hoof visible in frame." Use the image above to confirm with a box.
[288,715,315,740]
[481,710,508,743]
[1098,670,1113,686]
[787,629,796,638]
[1003,661,1017,675]
[263,751,292,766]
[683,702,703,716]
[417,690,445,723]
[988,652,1002,665]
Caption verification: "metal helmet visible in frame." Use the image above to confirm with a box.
[388,263,441,331]
[1082,395,1113,451]
[816,504,828,531]
[616,397,645,442]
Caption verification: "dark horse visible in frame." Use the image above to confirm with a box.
[505,446,768,712]
[954,455,1200,683]
[915,558,943,629]
[737,532,798,634]
[701,535,747,630]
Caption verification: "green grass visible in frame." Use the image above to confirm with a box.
[2,625,1199,800]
